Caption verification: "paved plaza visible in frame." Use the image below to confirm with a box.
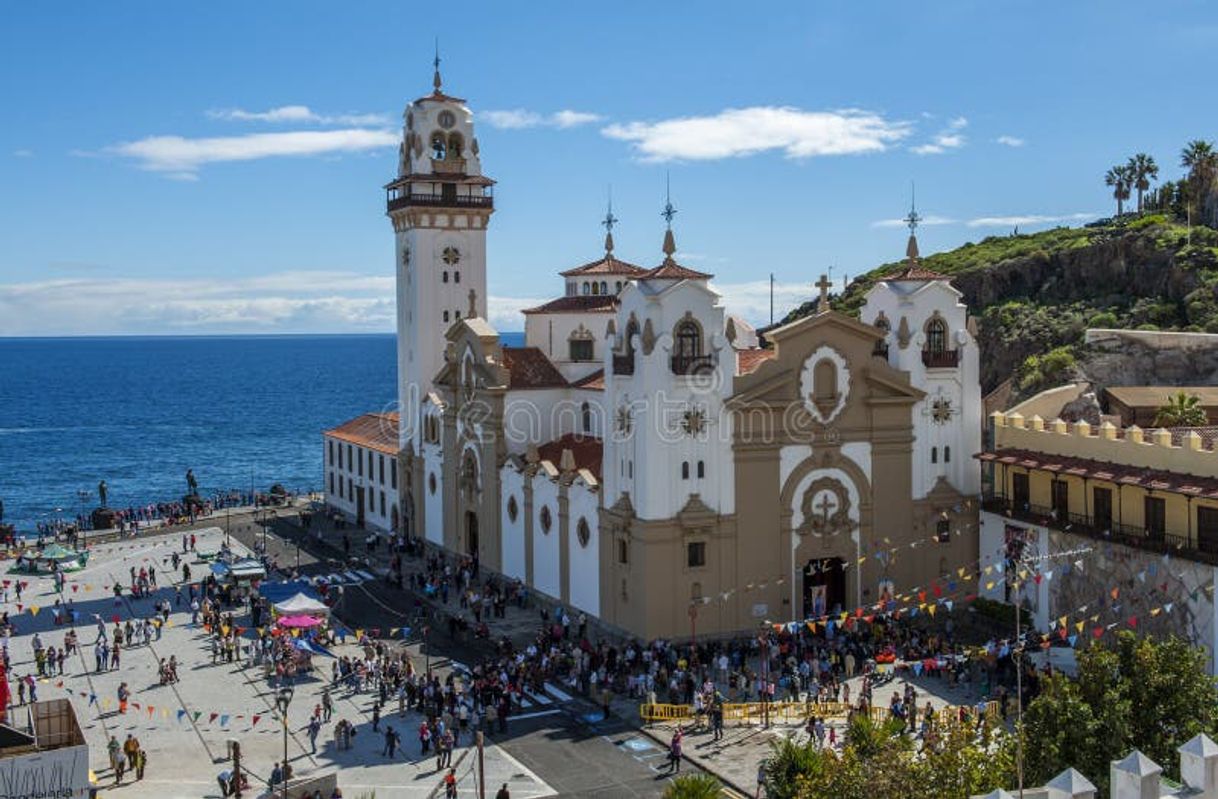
[4,525,554,798]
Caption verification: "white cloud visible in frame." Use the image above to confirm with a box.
[207,105,390,126]
[966,212,1095,228]
[480,109,602,130]
[711,279,819,326]
[12,149,33,158]
[911,116,968,155]
[871,215,956,228]
[602,106,912,162]
[100,128,398,177]
[996,135,1025,148]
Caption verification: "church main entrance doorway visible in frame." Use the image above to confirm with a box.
[465,511,479,557]
[803,557,845,619]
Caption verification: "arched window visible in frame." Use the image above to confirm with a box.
[447,132,463,160]
[443,310,450,323]
[506,496,518,523]
[591,282,600,295]
[442,271,449,283]
[697,460,705,479]
[600,281,608,295]
[944,446,951,463]
[581,401,592,433]
[582,282,590,295]
[691,582,703,601]
[430,132,447,160]
[681,461,690,480]
[813,359,838,416]
[931,446,938,464]
[428,473,437,495]
[675,321,702,358]
[539,505,553,533]
[454,271,460,284]
[624,318,640,355]
[926,317,948,354]
[615,281,623,293]
[576,517,591,548]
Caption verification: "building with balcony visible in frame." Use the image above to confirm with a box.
[978,395,1218,671]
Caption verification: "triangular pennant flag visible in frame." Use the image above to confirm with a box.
[1068,635,1078,647]
[209,712,218,724]
[147,706,154,717]
[177,709,186,721]
[193,711,202,722]
[1165,603,1174,614]
[1093,626,1104,638]
[252,715,261,727]
[1127,616,1138,628]
[220,714,230,727]
[1075,620,1085,633]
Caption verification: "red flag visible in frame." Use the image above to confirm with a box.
[209,713,218,724]
[71,585,78,593]
[1092,627,1104,638]
[252,715,261,727]
[1128,616,1138,628]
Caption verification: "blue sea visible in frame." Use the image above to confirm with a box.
[0,332,525,533]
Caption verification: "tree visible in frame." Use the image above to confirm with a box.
[1153,391,1208,427]
[1105,165,1133,216]
[663,773,722,799]
[1023,633,1218,795]
[1181,140,1217,225]
[1127,153,1159,214]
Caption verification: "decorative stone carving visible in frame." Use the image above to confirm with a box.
[897,316,912,349]
[798,345,850,425]
[796,477,856,538]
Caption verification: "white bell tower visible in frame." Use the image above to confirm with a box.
[389,55,495,450]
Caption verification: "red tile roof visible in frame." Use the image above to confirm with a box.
[736,348,777,375]
[560,254,648,278]
[882,263,948,281]
[537,432,603,480]
[641,258,713,281]
[521,295,618,315]
[977,448,1218,497]
[571,369,605,391]
[501,347,568,389]
[325,412,399,455]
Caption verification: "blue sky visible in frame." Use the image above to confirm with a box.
[1,1,1215,335]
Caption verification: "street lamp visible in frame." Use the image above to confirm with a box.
[275,686,293,799]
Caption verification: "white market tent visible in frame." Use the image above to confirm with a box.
[273,592,329,616]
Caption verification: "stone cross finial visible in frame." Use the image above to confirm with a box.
[815,274,833,313]
[467,288,477,319]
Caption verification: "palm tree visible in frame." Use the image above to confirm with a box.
[1153,391,1208,428]
[1105,165,1133,216]
[1127,153,1159,214]
[1181,140,1217,224]
[662,773,722,799]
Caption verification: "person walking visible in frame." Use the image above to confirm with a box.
[383,725,398,758]
[666,729,683,773]
[307,717,321,754]
[495,784,510,799]
[134,747,147,781]
[443,768,457,798]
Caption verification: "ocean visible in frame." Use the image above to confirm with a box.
[0,332,525,533]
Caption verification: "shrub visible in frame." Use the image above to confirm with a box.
[1088,311,1118,328]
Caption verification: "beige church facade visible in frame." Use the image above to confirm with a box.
[325,68,985,640]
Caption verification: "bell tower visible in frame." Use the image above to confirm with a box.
[389,55,495,451]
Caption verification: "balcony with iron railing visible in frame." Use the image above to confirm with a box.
[671,353,717,376]
[981,494,1218,565]
[612,353,635,376]
[922,348,960,368]
[386,191,494,213]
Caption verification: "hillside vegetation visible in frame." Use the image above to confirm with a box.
[781,215,1218,395]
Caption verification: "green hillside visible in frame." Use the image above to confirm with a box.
[780,214,1218,395]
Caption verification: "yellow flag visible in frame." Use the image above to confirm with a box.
[29,606,39,617]
[928,604,937,617]
[957,567,966,578]
[985,581,994,590]
[1075,621,1085,633]
[1058,616,1068,628]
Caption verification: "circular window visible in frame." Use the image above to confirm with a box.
[576,517,591,548]
[442,246,461,265]
[428,473,437,495]
[539,505,552,534]
[438,110,456,129]
[507,496,518,523]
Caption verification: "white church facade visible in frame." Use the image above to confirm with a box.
[325,68,985,639]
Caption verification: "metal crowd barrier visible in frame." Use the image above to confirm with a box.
[639,700,1000,727]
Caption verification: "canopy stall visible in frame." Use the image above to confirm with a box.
[15,544,87,574]
[276,614,324,629]
[273,592,329,616]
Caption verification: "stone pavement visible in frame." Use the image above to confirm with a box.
[2,526,556,798]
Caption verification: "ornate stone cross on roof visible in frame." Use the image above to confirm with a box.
[815,273,833,314]
[602,191,618,255]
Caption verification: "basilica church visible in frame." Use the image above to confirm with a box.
[325,67,984,639]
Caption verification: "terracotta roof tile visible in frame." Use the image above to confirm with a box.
[501,347,568,389]
[521,295,618,315]
[641,258,713,281]
[977,447,1218,497]
[325,412,399,455]
[559,254,648,278]
[736,348,777,375]
[571,369,605,391]
[537,432,603,481]
[882,262,948,281]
